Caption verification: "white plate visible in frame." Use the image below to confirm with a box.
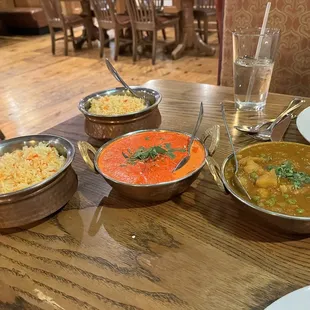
[265,286,310,310]
[296,107,310,142]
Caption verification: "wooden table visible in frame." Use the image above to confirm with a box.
[1,80,310,310]
[77,0,216,59]
[116,0,217,59]
[171,0,216,59]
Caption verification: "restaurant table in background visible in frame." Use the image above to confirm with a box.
[170,0,216,59]
[1,80,310,309]
[77,0,216,59]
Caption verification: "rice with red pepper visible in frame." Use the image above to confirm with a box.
[88,95,145,115]
[0,142,65,194]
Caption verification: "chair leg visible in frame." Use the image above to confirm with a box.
[114,28,120,61]
[132,29,137,63]
[216,20,220,43]
[64,27,68,56]
[86,25,92,48]
[203,16,209,44]
[152,30,157,65]
[50,27,55,55]
[99,28,104,58]
[70,26,76,50]
[162,29,167,40]
[197,19,201,33]
[174,22,180,44]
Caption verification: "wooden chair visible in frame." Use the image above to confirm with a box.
[194,0,219,44]
[90,0,131,60]
[125,0,179,65]
[154,0,166,40]
[40,0,92,55]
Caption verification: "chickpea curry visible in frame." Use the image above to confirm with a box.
[224,142,310,217]
[98,131,206,185]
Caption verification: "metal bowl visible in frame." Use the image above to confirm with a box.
[78,129,206,202]
[0,135,78,228]
[78,87,162,141]
[221,142,310,234]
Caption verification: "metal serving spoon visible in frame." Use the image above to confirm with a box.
[202,125,227,194]
[235,98,305,134]
[105,58,151,107]
[221,103,251,200]
[252,100,304,141]
[173,102,204,172]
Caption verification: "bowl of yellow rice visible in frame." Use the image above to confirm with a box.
[0,135,77,228]
[78,86,162,142]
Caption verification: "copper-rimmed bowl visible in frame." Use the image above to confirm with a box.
[78,129,207,202]
[221,142,310,234]
[0,135,78,228]
[78,87,162,142]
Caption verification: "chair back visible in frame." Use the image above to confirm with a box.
[126,0,156,30]
[220,1,310,97]
[195,0,216,9]
[154,0,163,12]
[91,0,116,28]
[40,0,62,25]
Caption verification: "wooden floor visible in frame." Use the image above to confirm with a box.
[0,30,219,139]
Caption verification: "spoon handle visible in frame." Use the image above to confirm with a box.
[221,103,238,170]
[270,98,304,130]
[188,102,204,153]
[105,58,139,97]
[173,102,204,172]
[221,103,252,200]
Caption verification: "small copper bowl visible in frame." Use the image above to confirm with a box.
[78,87,162,142]
[0,135,78,228]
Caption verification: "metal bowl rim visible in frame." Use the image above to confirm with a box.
[93,129,206,188]
[0,134,75,199]
[221,141,310,221]
[78,86,162,119]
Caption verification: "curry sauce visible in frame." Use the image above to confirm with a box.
[98,131,206,185]
[225,142,310,217]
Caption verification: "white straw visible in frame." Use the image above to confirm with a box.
[245,2,271,103]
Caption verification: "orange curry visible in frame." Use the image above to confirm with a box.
[98,131,205,184]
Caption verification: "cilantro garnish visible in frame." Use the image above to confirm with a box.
[122,144,186,164]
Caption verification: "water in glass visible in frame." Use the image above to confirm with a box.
[234,56,274,111]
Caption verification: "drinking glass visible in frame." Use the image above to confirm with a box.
[232,28,280,111]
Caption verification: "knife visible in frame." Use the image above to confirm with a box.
[271,114,292,142]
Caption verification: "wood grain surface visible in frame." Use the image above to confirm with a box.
[1,80,310,310]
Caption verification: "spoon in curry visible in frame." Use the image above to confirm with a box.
[173,102,204,172]
[221,103,252,201]
[105,58,151,107]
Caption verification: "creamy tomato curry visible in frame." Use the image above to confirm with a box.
[98,131,205,185]
[225,142,310,217]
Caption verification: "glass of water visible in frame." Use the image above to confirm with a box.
[232,28,280,111]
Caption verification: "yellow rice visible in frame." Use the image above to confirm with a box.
[88,95,145,115]
[0,142,65,194]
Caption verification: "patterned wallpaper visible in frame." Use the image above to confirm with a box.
[220,0,310,97]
